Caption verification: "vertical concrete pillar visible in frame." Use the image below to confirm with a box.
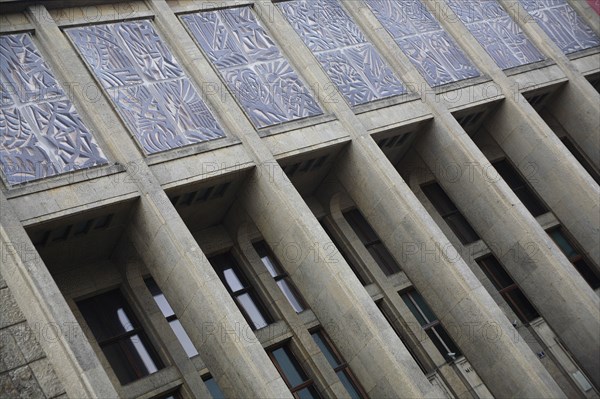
[0,193,118,399]
[485,100,600,265]
[498,0,600,170]
[333,139,566,399]
[238,164,441,398]
[415,117,600,389]
[146,1,443,396]
[125,173,292,399]
[26,5,291,398]
[422,0,600,270]
[265,1,569,395]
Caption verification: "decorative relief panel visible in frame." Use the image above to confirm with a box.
[181,6,323,129]
[66,20,225,155]
[519,0,600,54]
[446,0,545,69]
[0,33,107,186]
[365,0,480,87]
[277,0,407,107]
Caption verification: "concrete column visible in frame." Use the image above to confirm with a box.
[26,5,291,398]
[125,174,291,399]
[485,100,600,266]
[238,163,440,398]
[267,1,569,395]
[415,116,600,389]
[333,137,566,399]
[0,193,118,398]
[147,1,444,396]
[422,0,600,271]
[498,0,600,170]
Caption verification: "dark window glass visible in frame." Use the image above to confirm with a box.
[401,289,461,362]
[375,300,428,373]
[203,375,225,399]
[145,278,198,358]
[255,241,306,313]
[492,159,548,217]
[421,182,480,244]
[344,209,401,275]
[321,222,368,285]
[77,289,163,384]
[561,135,600,185]
[269,344,321,399]
[311,330,366,399]
[548,228,600,289]
[154,390,182,399]
[209,252,272,330]
[476,255,540,323]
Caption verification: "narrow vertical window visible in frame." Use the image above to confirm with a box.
[375,300,428,374]
[202,374,225,399]
[492,159,548,217]
[321,222,369,285]
[145,278,198,358]
[559,136,600,185]
[400,289,461,362]
[311,330,367,399]
[254,241,306,313]
[268,343,321,398]
[344,209,401,275]
[476,255,540,323]
[208,252,272,330]
[421,182,480,244]
[77,289,163,384]
[548,228,600,289]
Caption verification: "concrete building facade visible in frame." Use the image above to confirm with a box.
[0,0,599,398]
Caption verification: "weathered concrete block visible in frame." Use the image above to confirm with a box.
[29,358,66,399]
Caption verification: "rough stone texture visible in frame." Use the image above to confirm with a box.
[0,273,67,399]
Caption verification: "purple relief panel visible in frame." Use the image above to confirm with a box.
[277,0,407,107]
[181,6,323,129]
[446,0,545,69]
[66,20,224,155]
[520,0,600,54]
[0,33,107,186]
[365,0,480,87]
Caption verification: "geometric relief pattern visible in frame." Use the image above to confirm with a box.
[446,0,545,69]
[66,20,225,154]
[277,0,407,107]
[365,0,481,87]
[519,0,600,54]
[181,6,323,128]
[0,33,107,186]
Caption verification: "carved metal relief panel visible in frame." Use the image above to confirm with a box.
[66,20,225,155]
[277,0,407,107]
[181,6,323,129]
[446,1,545,69]
[0,33,107,186]
[365,0,480,87]
[519,0,600,54]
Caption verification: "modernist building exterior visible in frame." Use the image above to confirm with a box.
[1,0,599,398]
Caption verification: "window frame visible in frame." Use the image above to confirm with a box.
[476,255,540,323]
[144,277,199,358]
[309,328,368,399]
[208,251,273,330]
[76,287,164,385]
[400,289,461,363]
[254,241,307,313]
[547,227,600,289]
[267,341,321,399]
[343,209,401,276]
[421,182,480,245]
[491,158,548,217]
